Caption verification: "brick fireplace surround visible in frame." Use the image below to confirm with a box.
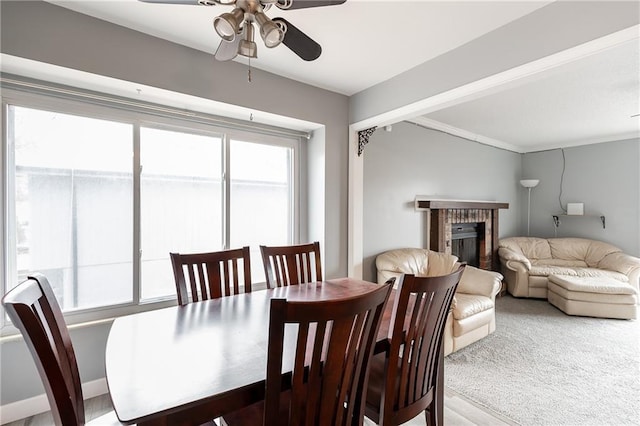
[415,198,509,271]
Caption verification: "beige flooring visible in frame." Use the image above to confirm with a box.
[4,387,516,426]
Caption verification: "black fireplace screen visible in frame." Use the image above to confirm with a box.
[451,223,481,267]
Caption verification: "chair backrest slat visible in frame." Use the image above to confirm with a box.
[260,242,322,288]
[2,274,85,426]
[208,261,222,299]
[170,246,252,305]
[264,282,392,426]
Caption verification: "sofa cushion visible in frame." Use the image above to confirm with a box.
[500,237,551,260]
[531,259,587,268]
[548,275,637,295]
[426,251,459,276]
[548,238,621,267]
[457,265,503,298]
[529,266,629,282]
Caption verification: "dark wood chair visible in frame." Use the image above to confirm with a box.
[364,266,465,426]
[170,246,252,306]
[1,274,122,425]
[260,241,322,288]
[223,281,393,426]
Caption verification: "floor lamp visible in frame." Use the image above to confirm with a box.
[520,179,540,236]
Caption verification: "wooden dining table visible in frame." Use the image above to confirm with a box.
[105,277,443,425]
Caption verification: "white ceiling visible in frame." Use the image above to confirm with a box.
[416,38,640,152]
[29,1,640,152]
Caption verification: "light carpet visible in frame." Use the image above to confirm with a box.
[444,295,640,426]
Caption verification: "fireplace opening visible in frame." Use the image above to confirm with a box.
[451,223,482,267]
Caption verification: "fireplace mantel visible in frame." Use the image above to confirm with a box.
[415,197,509,271]
[415,198,509,211]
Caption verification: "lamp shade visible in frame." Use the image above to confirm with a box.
[213,8,244,42]
[255,12,283,48]
[520,179,540,188]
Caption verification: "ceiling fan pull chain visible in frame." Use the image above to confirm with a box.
[248,58,252,83]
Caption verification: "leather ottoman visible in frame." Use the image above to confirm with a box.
[547,274,637,320]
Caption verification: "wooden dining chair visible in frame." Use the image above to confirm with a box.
[364,266,465,426]
[1,273,122,425]
[260,241,322,288]
[223,281,393,426]
[170,246,252,306]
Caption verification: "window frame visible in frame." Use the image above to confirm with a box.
[1,88,301,334]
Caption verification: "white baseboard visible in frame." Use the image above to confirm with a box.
[0,378,108,425]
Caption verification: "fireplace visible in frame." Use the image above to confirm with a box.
[415,198,509,271]
[451,222,483,267]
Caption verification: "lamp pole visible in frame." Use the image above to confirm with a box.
[527,187,532,236]
[520,179,539,237]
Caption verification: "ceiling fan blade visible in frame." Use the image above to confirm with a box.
[277,0,346,10]
[215,32,242,61]
[273,18,321,61]
[138,0,217,5]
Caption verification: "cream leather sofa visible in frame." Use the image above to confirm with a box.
[498,237,640,298]
[376,248,503,355]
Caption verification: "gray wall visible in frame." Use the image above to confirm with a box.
[362,126,640,283]
[362,122,521,283]
[1,0,348,407]
[522,139,640,256]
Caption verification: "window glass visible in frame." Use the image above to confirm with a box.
[10,105,133,311]
[230,140,293,282]
[4,97,299,319]
[140,127,223,301]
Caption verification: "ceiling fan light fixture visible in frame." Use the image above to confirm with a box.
[213,7,244,41]
[238,40,258,58]
[238,22,258,58]
[255,12,283,48]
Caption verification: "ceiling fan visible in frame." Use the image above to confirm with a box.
[139,0,346,61]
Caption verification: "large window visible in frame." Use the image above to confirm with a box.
[229,139,293,282]
[3,95,299,321]
[9,106,134,311]
[140,127,224,301]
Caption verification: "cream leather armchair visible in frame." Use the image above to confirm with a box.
[376,248,503,355]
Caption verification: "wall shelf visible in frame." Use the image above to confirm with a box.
[552,215,606,229]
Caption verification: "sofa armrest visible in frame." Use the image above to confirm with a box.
[498,247,532,270]
[456,265,503,299]
[598,252,640,276]
[598,252,640,296]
